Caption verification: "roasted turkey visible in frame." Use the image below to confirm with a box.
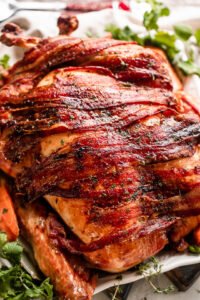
[0,18,200,299]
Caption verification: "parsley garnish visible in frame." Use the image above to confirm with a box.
[0,54,10,69]
[176,59,200,77]
[0,232,53,299]
[188,244,200,254]
[173,24,193,41]
[105,24,145,44]
[195,29,200,46]
[106,0,200,77]
[142,0,170,31]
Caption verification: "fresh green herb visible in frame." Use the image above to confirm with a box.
[0,54,10,69]
[105,24,145,44]
[0,232,53,299]
[111,285,122,300]
[106,0,200,77]
[150,31,178,61]
[106,26,178,62]
[188,244,200,254]
[173,24,193,41]
[141,0,170,31]
[138,257,175,294]
[176,59,200,76]
[107,276,123,300]
[195,28,200,46]
[0,267,53,300]
[0,232,22,264]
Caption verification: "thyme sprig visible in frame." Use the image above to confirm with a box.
[138,256,175,294]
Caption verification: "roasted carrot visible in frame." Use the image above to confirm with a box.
[193,225,200,246]
[0,178,19,240]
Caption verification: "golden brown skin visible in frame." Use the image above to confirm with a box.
[170,216,200,243]
[1,24,200,298]
[45,195,170,272]
[84,231,168,272]
[17,200,96,300]
[57,15,79,35]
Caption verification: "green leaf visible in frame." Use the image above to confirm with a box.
[153,31,176,48]
[2,242,23,265]
[0,232,54,299]
[0,232,7,248]
[0,233,23,265]
[0,54,10,69]
[160,6,170,17]
[106,1,200,79]
[105,24,145,45]
[142,0,170,31]
[194,28,200,46]
[188,245,200,254]
[174,24,193,41]
[177,59,200,76]
[147,31,178,60]
[143,10,159,31]
[0,266,53,300]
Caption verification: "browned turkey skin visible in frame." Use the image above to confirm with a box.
[0,20,200,299]
[16,199,96,300]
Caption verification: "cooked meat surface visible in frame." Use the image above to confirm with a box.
[17,200,96,300]
[0,22,200,299]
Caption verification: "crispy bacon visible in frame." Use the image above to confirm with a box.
[0,23,40,48]
[16,200,96,299]
[57,15,79,35]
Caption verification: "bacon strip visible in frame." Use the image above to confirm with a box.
[1,25,200,286]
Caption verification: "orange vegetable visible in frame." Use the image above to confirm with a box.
[0,178,19,240]
[193,225,200,246]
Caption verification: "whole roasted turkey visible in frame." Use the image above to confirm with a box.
[0,18,200,299]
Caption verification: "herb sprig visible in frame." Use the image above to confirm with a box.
[141,0,170,31]
[138,257,175,294]
[188,244,200,254]
[0,232,53,300]
[106,0,200,77]
[108,257,174,299]
[0,54,10,69]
